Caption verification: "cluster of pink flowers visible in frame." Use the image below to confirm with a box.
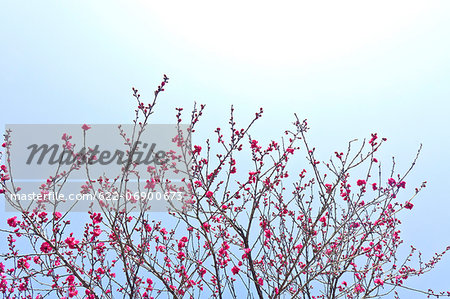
[0,77,447,298]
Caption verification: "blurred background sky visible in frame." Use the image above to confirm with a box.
[1,1,450,296]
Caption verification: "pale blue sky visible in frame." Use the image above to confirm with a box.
[1,1,450,296]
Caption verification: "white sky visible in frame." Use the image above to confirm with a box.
[145,1,436,67]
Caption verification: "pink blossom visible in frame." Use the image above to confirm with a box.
[219,241,230,257]
[194,180,202,187]
[68,289,78,298]
[193,145,202,154]
[388,178,396,187]
[18,283,27,291]
[54,212,62,220]
[17,258,30,269]
[81,124,91,131]
[251,140,261,150]
[95,242,105,255]
[96,267,105,274]
[178,240,186,250]
[92,228,101,237]
[91,213,103,224]
[38,212,48,221]
[404,202,414,210]
[231,266,240,275]
[205,191,213,198]
[65,237,80,249]
[374,278,384,285]
[357,179,366,186]
[40,242,52,253]
[258,278,264,286]
[7,216,18,227]
[199,268,206,277]
[145,178,156,189]
[354,284,364,293]
[350,222,360,229]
